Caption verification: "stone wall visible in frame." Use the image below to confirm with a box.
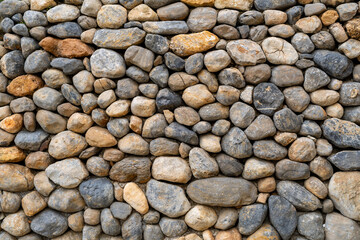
[0,0,360,239]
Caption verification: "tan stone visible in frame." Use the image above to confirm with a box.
[113,182,124,202]
[185,233,202,240]
[96,5,127,29]
[214,0,253,10]
[289,137,316,162]
[310,156,333,181]
[310,89,340,107]
[7,75,43,97]
[152,156,192,183]
[25,152,52,170]
[263,10,287,25]
[123,182,149,214]
[256,193,270,204]
[0,164,34,192]
[182,84,215,109]
[346,18,360,40]
[85,126,117,147]
[67,113,93,133]
[0,146,26,163]
[215,228,242,240]
[295,16,322,34]
[22,191,47,216]
[247,224,280,240]
[163,110,174,124]
[185,205,217,231]
[0,114,23,133]
[274,132,297,146]
[106,100,131,118]
[258,177,276,193]
[40,37,94,58]
[84,208,100,225]
[31,0,56,10]
[203,230,215,240]
[68,212,84,232]
[129,115,142,134]
[174,106,200,126]
[321,10,339,26]
[170,31,219,57]
[200,134,221,153]
[128,4,159,21]
[326,103,344,118]
[181,0,215,6]
[131,96,156,117]
[304,176,328,199]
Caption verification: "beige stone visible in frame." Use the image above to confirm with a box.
[85,126,117,147]
[181,0,215,7]
[215,0,253,10]
[185,205,217,231]
[0,146,26,163]
[21,191,47,216]
[182,84,215,109]
[128,4,159,21]
[215,228,242,240]
[295,16,322,34]
[124,182,149,214]
[200,134,221,153]
[310,89,340,106]
[321,10,339,26]
[152,156,192,183]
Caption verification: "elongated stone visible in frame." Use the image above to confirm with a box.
[92,28,146,49]
[322,118,360,149]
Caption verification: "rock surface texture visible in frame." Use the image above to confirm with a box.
[0,0,360,238]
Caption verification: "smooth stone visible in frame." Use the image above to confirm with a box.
[109,156,151,183]
[93,28,146,50]
[48,188,85,213]
[0,164,34,192]
[30,209,67,238]
[33,87,64,111]
[322,118,360,149]
[270,65,303,87]
[0,50,25,79]
[143,21,189,35]
[189,147,219,178]
[238,204,267,235]
[297,212,324,240]
[253,83,284,116]
[226,39,266,66]
[47,22,82,38]
[48,131,87,159]
[159,217,187,237]
[152,156,191,183]
[328,151,360,170]
[79,178,114,209]
[122,213,142,240]
[51,58,84,75]
[90,48,126,78]
[276,159,310,180]
[215,153,244,177]
[325,213,360,240]
[14,130,48,151]
[313,50,353,79]
[261,37,298,65]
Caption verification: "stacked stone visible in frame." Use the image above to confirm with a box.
[1,0,360,239]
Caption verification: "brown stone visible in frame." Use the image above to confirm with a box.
[215,228,242,240]
[85,126,117,148]
[288,137,317,162]
[0,114,23,133]
[321,10,339,26]
[123,182,149,214]
[181,0,215,6]
[0,164,34,192]
[68,212,84,232]
[170,31,219,57]
[0,146,26,163]
[346,18,360,40]
[21,191,47,216]
[7,75,43,97]
[39,37,94,58]
[304,176,328,199]
[247,224,280,240]
[25,151,52,170]
[258,177,276,193]
[274,132,297,146]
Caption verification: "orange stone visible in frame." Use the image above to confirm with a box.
[0,146,26,163]
[215,228,242,240]
[170,31,219,57]
[39,37,94,58]
[7,74,44,97]
[321,10,339,26]
[181,0,215,6]
[0,114,23,133]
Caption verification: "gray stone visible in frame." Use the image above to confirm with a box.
[253,83,284,116]
[14,130,48,151]
[11,23,29,37]
[33,87,64,111]
[336,3,358,21]
[299,120,322,138]
[47,22,82,38]
[159,217,187,237]
[101,208,121,236]
[150,65,169,88]
[189,147,219,179]
[277,181,321,211]
[126,66,149,83]
[93,28,146,49]
[122,213,142,240]
[185,53,204,75]
[297,212,324,240]
[23,11,47,28]
[304,3,326,16]
[79,178,114,209]
[187,177,257,207]
[276,159,310,180]
[344,106,360,124]
[125,46,154,72]
[221,127,252,159]
[90,49,126,78]
[339,82,360,106]
[0,0,28,18]
[30,209,67,238]
[10,97,36,113]
[144,211,160,224]
[165,122,198,145]
[143,21,189,35]
[270,65,304,87]
[116,78,139,99]
[145,34,169,54]
[187,7,217,32]
[239,11,264,25]
[269,195,297,240]
[107,118,129,138]
[325,213,360,240]
[61,84,81,106]
[253,140,287,160]
[0,18,14,33]
[0,50,25,79]
[164,52,185,71]
[50,58,84,75]
[311,31,335,50]
[144,225,164,240]
[48,188,85,213]
[304,67,331,92]
[24,50,50,74]
[229,102,255,128]
[249,25,268,42]
[238,204,267,235]
[215,208,238,230]
[21,37,40,58]
[215,153,243,177]
[313,50,353,79]
[254,0,296,11]
[273,108,303,133]
[291,33,315,54]
[322,118,360,149]
[146,179,191,218]
[110,202,132,220]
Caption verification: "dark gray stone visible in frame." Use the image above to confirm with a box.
[239,11,264,25]
[47,22,82,38]
[269,195,297,240]
[313,50,353,79]
[51,58,85,75]
[164,52,185,71]
[0,50,25,79]
[159,217,187,237]
[145,34,169,55]
[328,151,360,170]
[150,65,169,88]
[126,66,149,83]
[144,225,164,240]
[291,33,315,54]
[187,177,257,207]
[215,153,243,177]
[146,179,191,218]
[299,120,322,138]
[322,118,360,149]
[61,84,81,106]
[116,78,139,99]
[255,0,296,11]
[14,130,49,151]
[221,127,252,159]
[273,108,303,133]
[277,181,321,211]
[122,213,142,240]
[298,212,324,240]
[165,122,198,145]
[101,208,121,236]
[287,6,303,25]
[276,159,310,180]
[110,202,132,220]
[311,31,335,50]
[238,204,267,235]
[253,83,284,116]
[340,82,360,106]
[218,68,246,89]
[185,53,204,75]
[79,178,114,209]
[143,21,188,34]
[30,209,67,238]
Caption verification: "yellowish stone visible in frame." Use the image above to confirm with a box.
[123,182,149,214]
[0,146,26,163]
[215,0,253,10]
[128,4,159,21]
[181,0,215,6]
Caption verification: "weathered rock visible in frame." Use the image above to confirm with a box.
[0,164,34,192]
[221,127,252,159]
[187,177,257,207]
[322,118,360,149]
[227,39,266,65]
[238,204,267,235]
[185,205,217,231]
[48,188,85,212]
[90,48,126,78]
[253,83,284,116]
[79,178,114,209]
[313,50,353,79]
[109,156,151,183]
[261,37,298,65]
[48,131,87,159]
[159,217,187,237]
[7,74,43,97]
[39,37,93,58]
[325,213,360,240]
[30,209,68,238]
[152,156,191,183]
[189,147,219,178]
[146,179,191,217]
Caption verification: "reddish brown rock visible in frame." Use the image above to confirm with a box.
[39,37,94,58]
[0,114,23,134]
[7,75,44,97]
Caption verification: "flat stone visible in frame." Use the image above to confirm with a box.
[110,202,132,220]
[79,178,114,208]
[47,22,82,38]
[118,133,150,155]
[243,158,275,180]
[0,0,28,18]
[187,177,257,207]
[170,31,219,57]
[276,159,310,180]
[277,181,321,211]
[0,164,34,192]
[226,39,266,66]
[39,37,94,58]
[215,0,253,10]
[157,2,189,21]
[159,217,187,237]
[47,4,80,23]
[125,46,154,72]
[322,118,360,149]
[36,110,67,134]
[143,21,189,35]
[146,179,191,218]
[261,37,298,65]
[254,0,296,10]
[45,158,88,188]
[215,153,243,177]
[51,58,84,75]
[253,140,288,160]
[93,28,146,49]
[270,65,303,87]
[122,213,142,239]
[187,7,217,32]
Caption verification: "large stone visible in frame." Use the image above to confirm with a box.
[254,0,296,10]
[329,172,360,221]
[93,28,146,49]
[45,158,88,188]
[85,126,117,148]
[328,151,360,170]
[277,181,321,211]
[39,37,94,58]
[33,87,64,111]
[261,37,298,65]
[0,0,28,18]
[322,118,360,149]
[146,179,191,218]
[0,164,34,192]
[0,146,26,163]
[14,130,48,151]
[1,211,30,237]
[187,177,257,207]
[48,131,87,159]
[170,31,219,57]
[325,213,360,240]
[313,50,353,79]
[297,212,324,240]
[221,127,252,159]
[226,39,266,66]
[30,209,68,238]
[152,156,192,183]
[6,74,43,97]
[90,48,126,78]
[79,178,114,209]
[48,188,85,212]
